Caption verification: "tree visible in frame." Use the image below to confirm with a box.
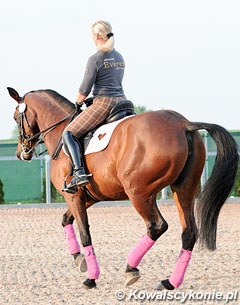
[232,165,240,196]
[41,177,64,203]
[0,179,5,204]
[134,105,151,114]
[11,125,19,139]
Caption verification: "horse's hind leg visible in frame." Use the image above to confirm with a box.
[158,184,199,290]
[157,132,205,290]
[62,209,87,272]
[125,195,168,286]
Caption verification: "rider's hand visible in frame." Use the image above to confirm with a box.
[84,97,93,107]
[75,102,82,113]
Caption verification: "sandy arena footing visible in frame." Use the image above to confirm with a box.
[0,202,239,305]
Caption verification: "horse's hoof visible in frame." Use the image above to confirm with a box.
[74,253,87,272]
[82,278,97,289]
[156,279,175,290]
[125,268,141,286]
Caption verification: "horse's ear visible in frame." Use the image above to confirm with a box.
[7,87,22,102]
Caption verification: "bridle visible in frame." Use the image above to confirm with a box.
[16,99,77,158]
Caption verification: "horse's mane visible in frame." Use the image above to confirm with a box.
[26,89,75,112]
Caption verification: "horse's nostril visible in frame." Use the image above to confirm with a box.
[19,151,33,161]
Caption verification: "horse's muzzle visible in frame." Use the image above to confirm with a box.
[16,150,33,161]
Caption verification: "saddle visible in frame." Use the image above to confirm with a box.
[52,99,135,160]
[105,99,136,123]
[83,97,135,123]
[82,99,135,151]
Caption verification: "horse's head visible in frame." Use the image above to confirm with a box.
[7,87,40,161]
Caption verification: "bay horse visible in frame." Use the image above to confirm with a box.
[8,87,239,290]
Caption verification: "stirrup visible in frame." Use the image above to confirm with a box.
[62,172,78,194]
[69,174,91,188]
[62,171,92,193]
[62,184,77,194]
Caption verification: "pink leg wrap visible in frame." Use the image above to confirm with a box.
[63,224,80,255]
[169,248,192,288]
[84,245,100,280]
[127,234,155,268]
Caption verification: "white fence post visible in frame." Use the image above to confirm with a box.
[201,131,209,189]
[45,155,51,204]
[161,187,168,200]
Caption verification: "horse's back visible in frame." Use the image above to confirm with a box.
[115,110,191,147]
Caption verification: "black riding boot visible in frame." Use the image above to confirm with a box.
[62,131,90,190]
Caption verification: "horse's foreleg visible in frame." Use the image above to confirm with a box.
[158,190,197,290]
[125,197,168,286]
[62,209,79,255]
[69,198,100,289]
[62,209,87,272]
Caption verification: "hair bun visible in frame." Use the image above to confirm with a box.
[107,32,114,39]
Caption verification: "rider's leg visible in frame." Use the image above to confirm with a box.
[63,131,90,188]
[62,96,125,192]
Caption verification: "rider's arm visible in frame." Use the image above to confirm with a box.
[75,92,87,105]
[78,54,97,102]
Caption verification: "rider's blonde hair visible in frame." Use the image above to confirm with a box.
[92,20,115,52]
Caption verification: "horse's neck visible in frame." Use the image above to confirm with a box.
[34,96,73,156]
[41,117,68,157]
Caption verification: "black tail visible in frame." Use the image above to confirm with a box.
[187,122,239,251]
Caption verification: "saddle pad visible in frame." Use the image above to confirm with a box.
[84,115,134,155]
